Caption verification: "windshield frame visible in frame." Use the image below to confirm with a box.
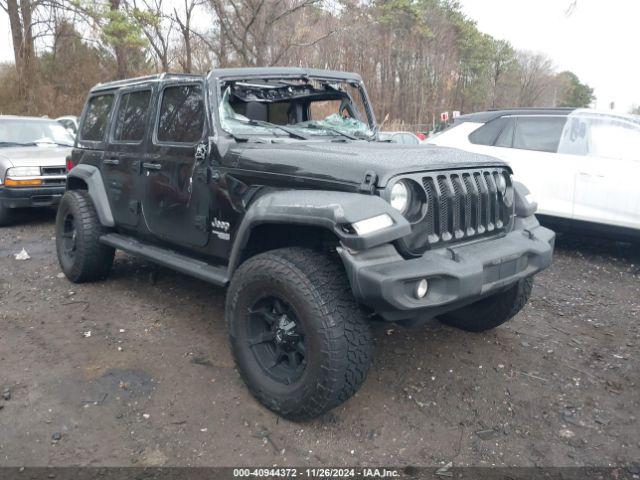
[208,73,377,140]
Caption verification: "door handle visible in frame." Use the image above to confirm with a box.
[142,162,162,171]
[103,158,120,166]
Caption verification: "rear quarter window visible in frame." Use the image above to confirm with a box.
[80,94,114,141]
[469,117,509,146]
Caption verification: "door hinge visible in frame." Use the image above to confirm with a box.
[194,215,209,232]
[359,170,377,193]
[195,142,208,162]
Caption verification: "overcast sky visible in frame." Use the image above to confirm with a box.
[1,1,638,112]
[457,0,639,112]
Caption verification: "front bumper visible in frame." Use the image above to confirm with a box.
[0,186,65,209]
[339,217,555,321]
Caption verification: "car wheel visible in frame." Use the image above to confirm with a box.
[226,247,373,421]
[439,277,534,332]
[55,190,114,282]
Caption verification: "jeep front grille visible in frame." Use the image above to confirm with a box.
[399,168,513,254]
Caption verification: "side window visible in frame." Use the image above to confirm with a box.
[512,116,567,153]
[113,89,152,142]
[80,94,114,141]
[469,117,508,146]
[157,84,205,143]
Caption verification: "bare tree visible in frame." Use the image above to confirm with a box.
[173,0,203,73]
[516,51,554,107]
[2,0,37,105]
[132,0,175,72]
[208,0,327,67]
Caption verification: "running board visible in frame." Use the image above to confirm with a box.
[100,233,229,287]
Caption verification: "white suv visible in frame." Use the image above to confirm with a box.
[427,108,640,241]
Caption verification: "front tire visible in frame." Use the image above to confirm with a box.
[55,190,114,282]
[226,247,373,421]
[439,277,534,332]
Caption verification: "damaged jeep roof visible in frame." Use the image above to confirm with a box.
[90,68,363,93]
[209,67,363,82]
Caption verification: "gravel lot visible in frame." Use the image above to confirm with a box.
[1,209,639,467]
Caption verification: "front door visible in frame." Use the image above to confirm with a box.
[103,88,153,228]
[142,82,210,247]
[483,115,577,220]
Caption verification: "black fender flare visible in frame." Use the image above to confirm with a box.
[66,164,115,227]
[227,189,411,274]
[513,180,538,218]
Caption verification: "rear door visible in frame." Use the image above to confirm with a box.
[142,81,210,247]
[103,87,153,228]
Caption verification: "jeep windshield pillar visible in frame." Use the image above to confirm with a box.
[57,67,555,420]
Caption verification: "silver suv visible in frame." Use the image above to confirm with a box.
[0,116,73,225]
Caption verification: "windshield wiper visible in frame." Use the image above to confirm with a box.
[247,119,309,140]
[0,141,38,147]
[300,122,358,140]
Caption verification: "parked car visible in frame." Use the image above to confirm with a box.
[427,108,640,240]
[379,131,421,144]
[57,68,554,420]
[55,115,79,135]
[0,116,73,226]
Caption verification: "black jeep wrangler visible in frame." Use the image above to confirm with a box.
[56,67,554,420]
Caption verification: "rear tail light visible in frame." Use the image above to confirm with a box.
[66,155,74,172]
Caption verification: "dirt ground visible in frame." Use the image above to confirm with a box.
[0,209,638,468]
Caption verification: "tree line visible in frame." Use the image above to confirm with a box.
[0,0,596,128]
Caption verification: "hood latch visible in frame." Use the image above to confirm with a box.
[359,170,377,194]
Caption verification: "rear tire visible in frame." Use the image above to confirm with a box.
[439,277,534,332]
[55,190,114,282]
[226,247,373,421]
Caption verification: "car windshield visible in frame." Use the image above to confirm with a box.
[217,78,374,139]
[558,109,640,160]
[0,118,75,147]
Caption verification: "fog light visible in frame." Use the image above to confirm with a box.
[415,279,429,299]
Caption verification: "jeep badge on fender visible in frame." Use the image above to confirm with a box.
[56,67,554,421]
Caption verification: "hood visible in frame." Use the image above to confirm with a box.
[226,141,509,187]
[0,145,71,168]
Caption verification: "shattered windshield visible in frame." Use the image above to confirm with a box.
[217,78,374,139]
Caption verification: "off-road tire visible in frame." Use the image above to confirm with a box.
[0,204,13,227]
[439,276,534,332]
[226,247,373,421]
[56,190,114,282]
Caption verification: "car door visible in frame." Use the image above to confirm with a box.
[142,81,210,247]
[103,87,153,228]
[571,115,640,229]
[501,115,576,219]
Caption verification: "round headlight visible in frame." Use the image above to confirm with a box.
[390,181,411,213]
